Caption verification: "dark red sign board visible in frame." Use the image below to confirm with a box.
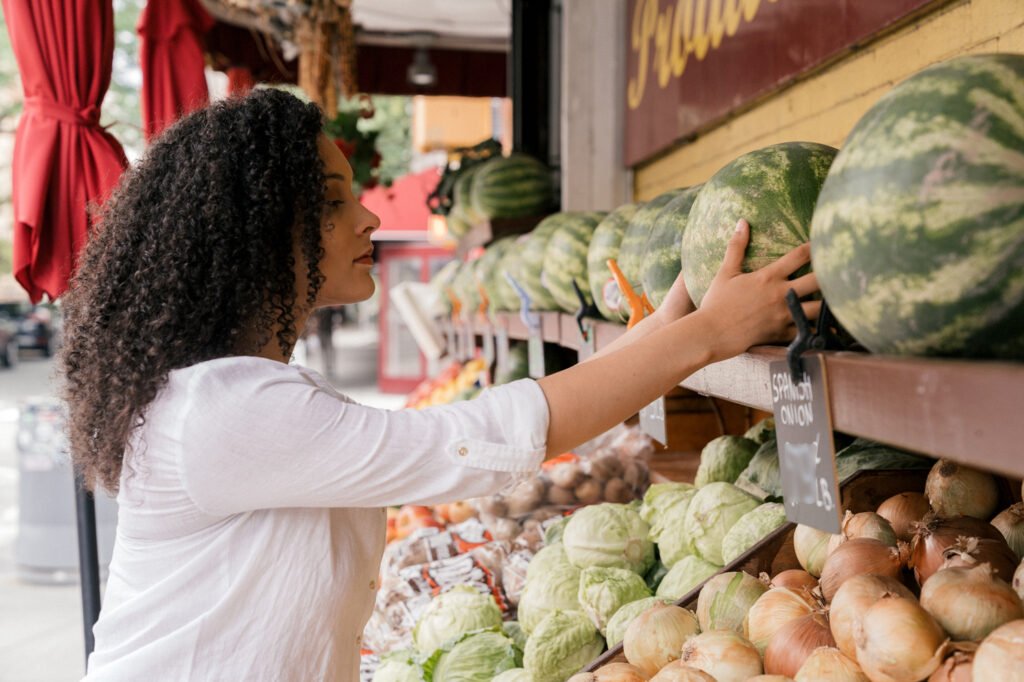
[624,0,945,166]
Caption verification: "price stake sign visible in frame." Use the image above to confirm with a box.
[577,319,596,362]
[495,326,510,378]
[769,355,842,534]
[527,329,545,378]
[639,396,667,446]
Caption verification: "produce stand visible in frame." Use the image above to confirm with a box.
[482,311,1024,480]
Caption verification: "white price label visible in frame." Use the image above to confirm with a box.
[639,396,667,446]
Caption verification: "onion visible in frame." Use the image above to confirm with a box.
[748,677,796,682]
[829,574,915,662]
[648,662,716,682]
[795,525,833,577]
[819,538,904,602]
[854,595,949,682]
[794,647,867,682]
[568,662,651,682]
[972,619,1024,681]
[695,571,768,633]
[744,587,817,654]
[1015,558,1024,601]
[771,569,819,593]
[909,514,1005,585]
[991,503,1024,559]
[919,564,1023,641]
[878,492,932,542]
[927,643,976,682]
[925,459,999,520]
[680,630,763,682]
[827,511,898,554]
[623,603,700,677]
[939,535,1018,583]
[764,612,836,678]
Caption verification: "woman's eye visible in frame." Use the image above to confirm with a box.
[327,199,345,208]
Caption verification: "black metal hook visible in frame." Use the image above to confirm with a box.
[786,291,848,381]
[572,279,599,342]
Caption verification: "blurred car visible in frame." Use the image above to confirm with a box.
[17,307,58,356]
[0,312,18,368]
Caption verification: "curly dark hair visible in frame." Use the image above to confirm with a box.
[60,89,328,492]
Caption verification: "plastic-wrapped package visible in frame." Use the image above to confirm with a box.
[380,518,494,575]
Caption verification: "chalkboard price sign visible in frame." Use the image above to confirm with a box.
[769,355,842,534]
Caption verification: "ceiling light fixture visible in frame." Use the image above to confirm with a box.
[407,46,437,87]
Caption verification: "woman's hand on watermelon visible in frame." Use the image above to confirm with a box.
[698,219,820,360]
[653,268,697,326]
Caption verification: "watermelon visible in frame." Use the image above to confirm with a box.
[471,154,554,220]
[477,237,516,312]
[542,211,608,313]
[431,259,462,315]
[587,204,639,320]
[640,185,702,309]
[446,207,473,239]
[491,237,528,312]
[616,189,688,321]
[682,142,837,307]
[810,54,1024,359]
[518,214,571,311]
[451,258,481,314]
[453,163,485,226]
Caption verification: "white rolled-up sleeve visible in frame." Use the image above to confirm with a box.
[175,360,549,515]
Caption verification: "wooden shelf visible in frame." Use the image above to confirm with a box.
[474,312,1024,479]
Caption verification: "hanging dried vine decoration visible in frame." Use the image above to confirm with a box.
[323,94,380,196]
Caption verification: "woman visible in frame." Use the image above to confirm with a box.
[62,89,818,681]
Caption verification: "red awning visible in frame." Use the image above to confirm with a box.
[137,0,215,140]
[2,0,128,303]
[361,168,442,241]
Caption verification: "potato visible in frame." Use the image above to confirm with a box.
[575,478,603,505]
[548,484,577,506]
[476,495,508,518]
[604,478,634,504]
[549,461,584,489]
[506,477,546,515]
[589,454,624,481]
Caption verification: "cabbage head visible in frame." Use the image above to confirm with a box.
[503,621,528,654]
[604,596,673,647]
[577,566,652,633]
[413,585,502,654]
[563,503,654,575]
[744,417,775,444]
[655,507,695,568]
[428,631,519,682]
[639,483,696,544]
[655,554,720,600]
[372,650,423,682]
[683,482,760,565]
[526,543,568,583]
[517,560,582,634]
[694,436,759,487]
[492,670,534,682]
[720,502,788,565]
[523,611,605,682]
[735,438,781,500]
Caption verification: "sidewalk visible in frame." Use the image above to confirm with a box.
[0,329,405,681]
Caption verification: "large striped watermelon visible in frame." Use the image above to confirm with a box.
[471,154,554,220]
[477,237,516,312]
[616,189,688,321]
[682,142,837,307]
[811,54,1024,359]
[587,204,639,320]
[453,163,486,226]
[542,211,608,313]
[517,215,567,310]
[640,185,703,309]
[431,259,462,315]
[491,237,528,311]
[450,258,480,314]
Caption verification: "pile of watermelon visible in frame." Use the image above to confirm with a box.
[445,153,555,240]
[437,53,1023,361]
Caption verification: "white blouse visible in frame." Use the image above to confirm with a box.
[83,356,549,681]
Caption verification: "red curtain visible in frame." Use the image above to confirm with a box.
[2,0,128,303]
[137,0,214,140]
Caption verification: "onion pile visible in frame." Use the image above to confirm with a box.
[877,491,931,542]
[939,535,1018,582]
[1015,558,1024,601]
[829,574,914,661]
[648,663,715,681]
[924,459,999,519]
[827,511,897,554]
[680,630,763,682]
[763,611,835,678]
[971,619,1024,681]
[770,569,818,593]
[854,595,949,682]
[744,587,818,654]
[568,662,650,682]
[794,647,867,682]
[820,537,904,601]
[927,643,976,682]
[794,525,832,577]
[919,564,1023,641]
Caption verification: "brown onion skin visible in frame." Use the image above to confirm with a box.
[938,537,1019,584]
[927,648,974,682]
[771,569,819,594]
[909,514,1006,585]
[764,612,835,678]
[820,538,904,602]
[878,492,932,542]
[925,459,999,520]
